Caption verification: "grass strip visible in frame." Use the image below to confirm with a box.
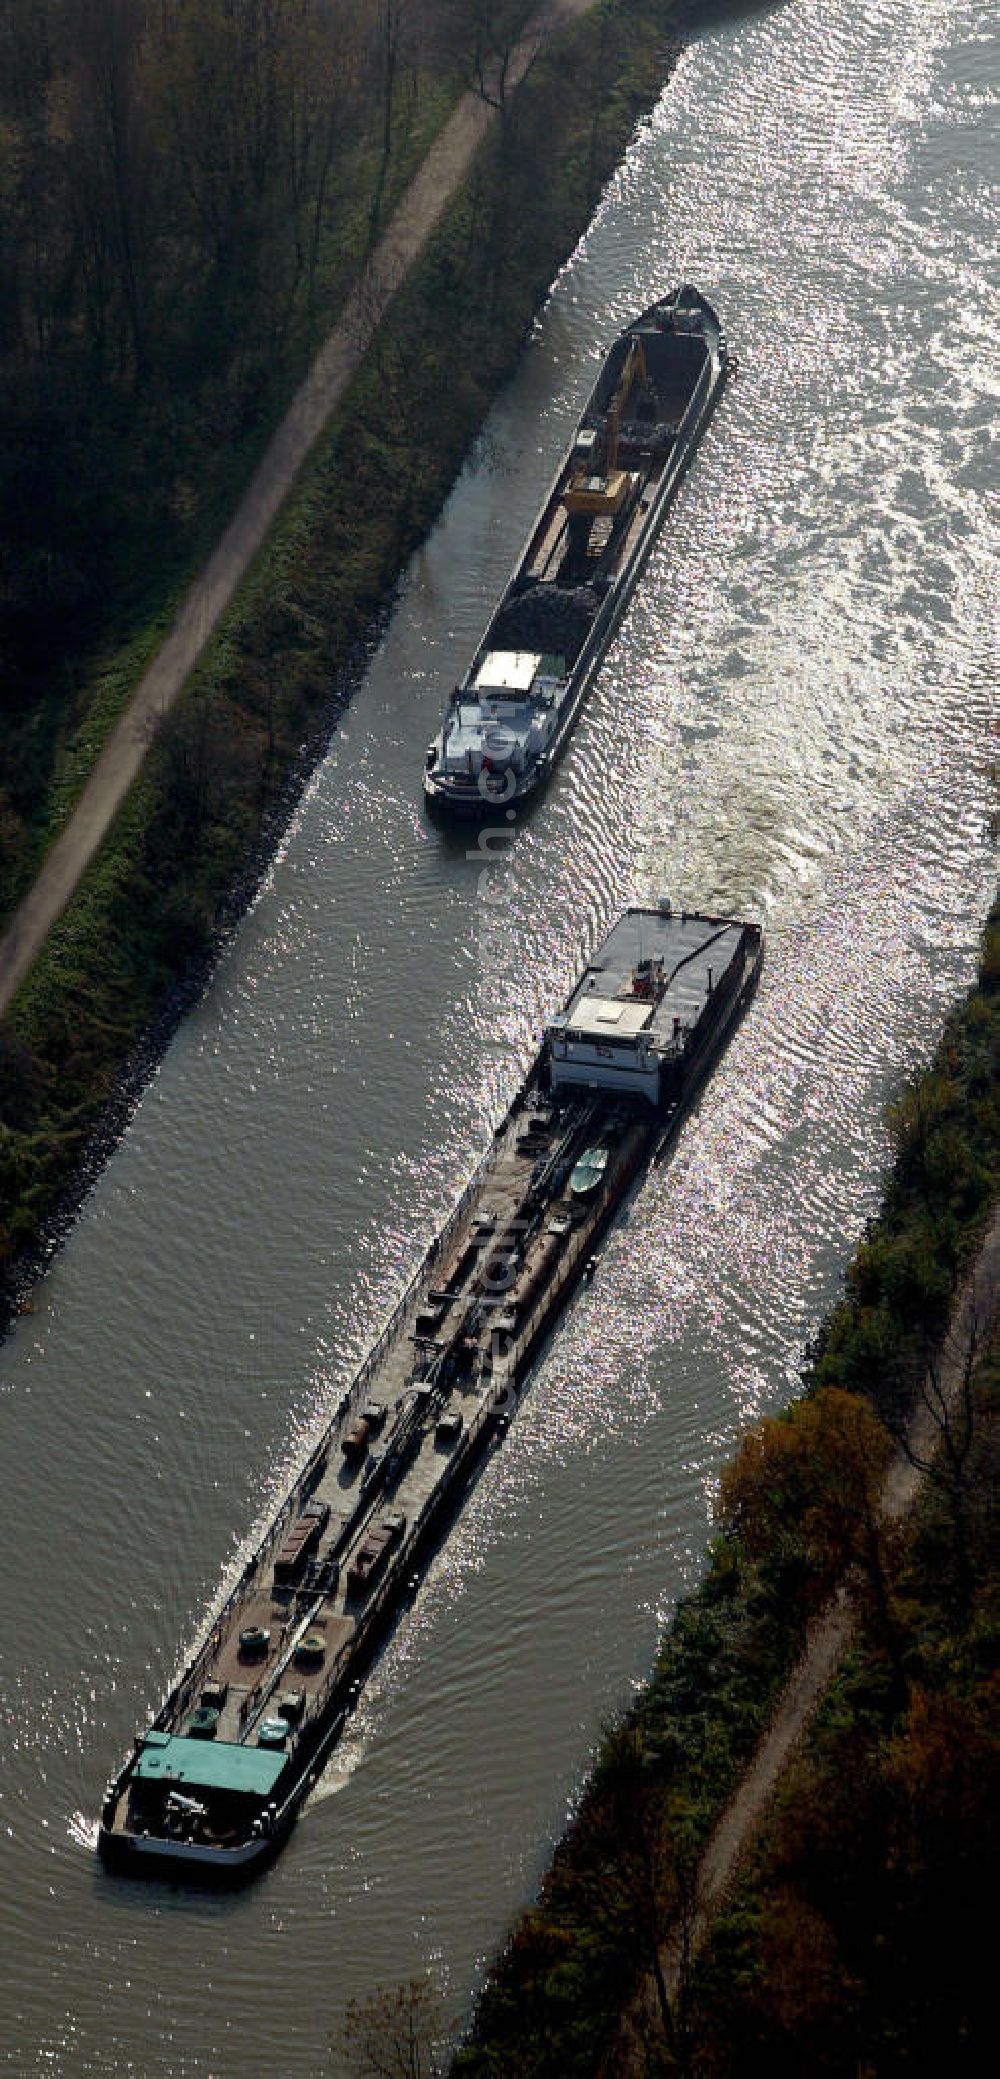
[450,895,999,2076]
[0,0,682,1303]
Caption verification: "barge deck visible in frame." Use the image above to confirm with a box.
[424,286,732,819]
[99,907,762,1882]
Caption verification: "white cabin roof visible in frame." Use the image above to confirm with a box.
[551,909,748,1052]
[566,996,652,1039]
[474,650,541,694]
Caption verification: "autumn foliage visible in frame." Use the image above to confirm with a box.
[719,1387,894,1611]
[454,907,999,2077]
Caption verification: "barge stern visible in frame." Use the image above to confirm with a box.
[99,906,762,1883]
[424,286,731,821]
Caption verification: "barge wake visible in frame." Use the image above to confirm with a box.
[424,287,730,818]
[99,905,762,1882]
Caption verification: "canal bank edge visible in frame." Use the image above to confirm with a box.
[0,0,687,1320]
[449,893,999,2076]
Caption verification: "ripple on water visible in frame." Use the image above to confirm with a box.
[0,0,995,2071]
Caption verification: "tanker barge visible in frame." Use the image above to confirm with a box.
[99,906,762,1883]
[424,286,730,819]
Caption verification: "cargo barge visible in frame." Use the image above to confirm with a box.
[99,906,762,1883]
[424,287,730,819]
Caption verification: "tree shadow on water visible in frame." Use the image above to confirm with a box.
[679,0,794,38]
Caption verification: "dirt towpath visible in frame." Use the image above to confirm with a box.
[0,0,597,1023]
[614,1203,1000,2069]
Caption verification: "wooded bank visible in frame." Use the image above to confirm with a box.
[0,0,527,922]
[449,898,999,2076]
[0,0,681,1296]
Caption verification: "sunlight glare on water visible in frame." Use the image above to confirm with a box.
[0,0,995,2071]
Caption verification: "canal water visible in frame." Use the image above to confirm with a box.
[1,0,995,2070]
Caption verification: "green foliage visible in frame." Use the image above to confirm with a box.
[453,903,998,2075]
[453,1539,804,2075]
[808,908,1000,1427]
[687,1343,999,2077]
[0,0,682,1290]
[0,0,497,918]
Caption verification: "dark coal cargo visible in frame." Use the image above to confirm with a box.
[424,286,731,819]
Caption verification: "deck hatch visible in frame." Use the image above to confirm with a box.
[134,1735,286,1798]
[474,650,541,693]
[567,997,652,1038]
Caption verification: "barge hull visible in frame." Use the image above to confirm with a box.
[99,909,762,1882]
[424,286,731,819]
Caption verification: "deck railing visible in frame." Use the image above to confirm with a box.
[150,1101,528,1738]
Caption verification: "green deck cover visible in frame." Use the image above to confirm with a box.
[135,1733,286,1798]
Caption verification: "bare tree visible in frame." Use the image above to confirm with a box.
[897,1281,998,1620]
[66,0,152,381]
[341,1975,449,2079]
[469,3,517,113]
[582,1725,699,2074]
[368,0,405,245]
